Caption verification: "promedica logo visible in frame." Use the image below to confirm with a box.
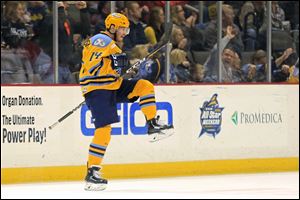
[231,111,283,125]
[231,111,238,125]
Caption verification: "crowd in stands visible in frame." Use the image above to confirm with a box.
[1,1,299,84]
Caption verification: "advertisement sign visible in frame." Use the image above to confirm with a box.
[1,85,299,168]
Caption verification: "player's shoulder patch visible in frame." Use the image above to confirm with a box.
[90,34,112,48]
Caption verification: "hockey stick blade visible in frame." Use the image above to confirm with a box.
[149,129,175,143]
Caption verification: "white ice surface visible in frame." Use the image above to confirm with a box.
[1,172,299,199]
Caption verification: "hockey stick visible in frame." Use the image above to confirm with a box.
[48,22,173,130]
[48,101,85,130]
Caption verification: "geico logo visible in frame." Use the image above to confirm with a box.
[80,102,173,136]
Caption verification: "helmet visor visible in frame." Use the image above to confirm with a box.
[124,27,130,35]
[117,27,130,36]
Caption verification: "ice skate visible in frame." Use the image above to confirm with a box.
[84,166,107,191]
[147,115,174,142]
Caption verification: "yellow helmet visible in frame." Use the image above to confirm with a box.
[105,13,130,33]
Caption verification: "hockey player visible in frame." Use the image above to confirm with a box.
[79,13,173,191]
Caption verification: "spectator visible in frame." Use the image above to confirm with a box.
[203,4,244,51]
[128,43,150,60]
[170,4,206,51]
[272,48,299,82]
[204,26,245,83]
[27,1,49,32]
[279,1,299,30]
[238,1,257,51]
[144,6,165,45]
[1,1,43,84]
[35,1,91,66]
[30,1,53,58]
[170,26,203,79]
[250,1,289,50]
[1,48,41,84]
[158,57,177,83]
[93,1,110,34]
[57,2,75,83]
[2,1,32,49]
[56,1,91,83]
[221,45,244,82]
[191,63,205,82]
[271,1,285,30]
[242,50,267,82]
[140,1,188,10]
[171,26,188,51]
[171,5,197,30]
[19,2,32,24]
[170,48,192,83]
[139,1,188,25]
[1,2,55,84]
[66,1,91,38]
[123,1,148,51]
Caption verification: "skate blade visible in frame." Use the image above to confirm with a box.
[149,129,174,143]
[84,182,107,191]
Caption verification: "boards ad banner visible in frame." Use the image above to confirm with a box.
[1,85,299,168]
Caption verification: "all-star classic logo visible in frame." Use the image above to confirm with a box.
[199,94,224,138]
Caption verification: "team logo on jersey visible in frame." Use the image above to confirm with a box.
[93,38,106,47]
[199,94,224,138]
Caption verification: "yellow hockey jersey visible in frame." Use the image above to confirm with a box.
[79,33,123,95]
